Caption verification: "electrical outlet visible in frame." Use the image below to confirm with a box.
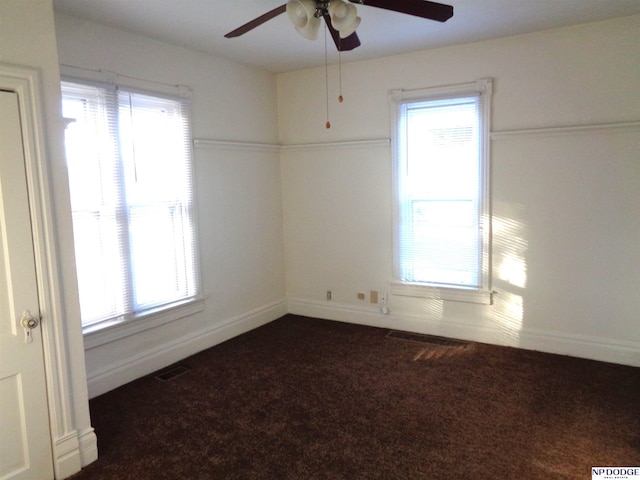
[326,290,332,301]
[370,290,378,304]
[380,292,387,305]
[357,293,365,300]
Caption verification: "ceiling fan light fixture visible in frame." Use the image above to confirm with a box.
[328,0,361,38]
[296,15,321,40]
[286,0,321,39]
[338,15,360,38]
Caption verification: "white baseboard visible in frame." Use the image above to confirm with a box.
[86,299,288,398]
[84,295,638,400]
[52,431,81,479]
[52,427,98,479]
[287,297,640,367]
[78,427,98,467]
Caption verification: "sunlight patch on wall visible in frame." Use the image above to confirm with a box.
[488,291,524,342]
[420,298,444,321]
[493,214,528,289]
[487,206,529,343]
[498,254,527,289]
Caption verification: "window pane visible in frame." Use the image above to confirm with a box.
[62,83,128,325]
[409,202,480,287]
[119,93,190,204]
[396,92,485,290]
[128,204,195,307]
[62,81,200,328]
[71,210,127,322]
[118,91,199,311]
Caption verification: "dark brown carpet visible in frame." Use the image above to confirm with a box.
[71,315,640,479]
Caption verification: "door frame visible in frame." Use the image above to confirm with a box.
[1,63,96,478]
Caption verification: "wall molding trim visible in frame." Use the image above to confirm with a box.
[281,138,390,151]
[287,297,640,368]
[193,137,390,154]
[196,120,640,153]
[194,138,280,152]
[86,298,288,398]
[491,120,640,140]
[195,122,639,152]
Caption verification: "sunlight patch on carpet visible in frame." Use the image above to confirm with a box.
[386,330,473,361]
[386,330,469,347]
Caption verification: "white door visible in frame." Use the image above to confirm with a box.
[0,90,54,479]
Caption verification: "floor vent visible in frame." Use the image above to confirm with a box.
[386,330,469,348]
[154,365,192,382]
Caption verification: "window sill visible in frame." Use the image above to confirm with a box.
[82,297,206,350]
[390,282,494,305]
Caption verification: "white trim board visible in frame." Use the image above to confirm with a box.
[193,137,390,153]
[287,297,640,368]
[0,63,97,479]
[86,299,287,398]
[491,120,640,140]
[85,294,638,400]
[193,120,640,154]
[193,139,280,153]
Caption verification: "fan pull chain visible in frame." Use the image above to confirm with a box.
[324,25,331,129]
[338,38,344,103]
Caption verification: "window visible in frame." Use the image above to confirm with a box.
[391,79,492,304]
[61,80,200,329]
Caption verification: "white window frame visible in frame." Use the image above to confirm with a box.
[390,79,493,305]
[61,72,204,339]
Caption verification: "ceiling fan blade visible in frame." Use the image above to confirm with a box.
[323,14,361,51]
[224,4,287,38]
[349,0,453,22]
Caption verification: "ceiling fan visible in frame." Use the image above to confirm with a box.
[225,0,454,52]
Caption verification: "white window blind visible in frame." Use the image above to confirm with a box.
[392,80,491,295]
[62,80,200,328]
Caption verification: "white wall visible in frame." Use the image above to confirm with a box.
[52,11,639,402]
[0,1,96,477]
[6,4,628,478]
[279,16,640,367]
[55,14,287,397]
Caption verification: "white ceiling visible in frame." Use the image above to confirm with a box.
[52,0,640,73]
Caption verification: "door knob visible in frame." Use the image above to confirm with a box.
[21,310,39,343]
